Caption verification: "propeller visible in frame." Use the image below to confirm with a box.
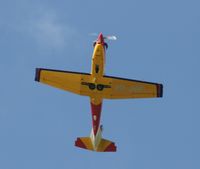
[89,33,117,41]
[104,35,117,41]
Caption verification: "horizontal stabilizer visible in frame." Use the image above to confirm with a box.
[97,138,117,152]
[75,137,117,152]
[75,137,94,151]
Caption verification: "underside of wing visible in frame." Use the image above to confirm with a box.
[35,68,93,96]
[35,68,163,99]
[99,75,163,99]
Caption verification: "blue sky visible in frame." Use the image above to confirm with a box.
[0,0,199,168]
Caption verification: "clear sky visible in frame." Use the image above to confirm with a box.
[0,0,199,168]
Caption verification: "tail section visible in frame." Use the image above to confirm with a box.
[75,137,94,151]
[75,137,117,152]
[96,138,117,152]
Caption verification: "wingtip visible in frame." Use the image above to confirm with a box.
[104,142,117,152]
[157,84,163,97]
[75,138,87,149]
[35,68,41,82]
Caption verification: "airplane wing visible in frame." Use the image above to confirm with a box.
[35,68,163,99]
[99,75,163,99]
[35,68,93,96]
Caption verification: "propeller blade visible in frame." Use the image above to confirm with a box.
[89,33,117,41]
[89,33,98,36]
[104,36,117,40]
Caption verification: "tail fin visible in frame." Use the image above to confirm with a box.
[75,137,117,152]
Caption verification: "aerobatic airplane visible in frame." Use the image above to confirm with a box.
[35,33,163,152]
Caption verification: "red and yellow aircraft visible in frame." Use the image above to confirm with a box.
[35,33,163,152]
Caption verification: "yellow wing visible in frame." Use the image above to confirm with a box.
[35,68,163,99]
[98,75,163,99]
[35,68,93,96]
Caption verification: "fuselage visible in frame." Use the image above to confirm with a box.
[90,33,106,147]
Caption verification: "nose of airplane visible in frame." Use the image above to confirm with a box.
[97,33,104,44]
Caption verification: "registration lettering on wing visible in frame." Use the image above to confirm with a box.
[129,86,144,93]
[115,85,125,92]
[115,85,144,93]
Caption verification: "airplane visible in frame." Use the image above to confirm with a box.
[35,33,163,152]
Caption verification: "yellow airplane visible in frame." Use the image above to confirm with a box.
[35,33,163,152]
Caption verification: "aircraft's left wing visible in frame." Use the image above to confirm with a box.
[35,68,92,96]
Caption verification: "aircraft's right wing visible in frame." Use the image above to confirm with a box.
[99,75,163,99]
[35,68,93,96]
